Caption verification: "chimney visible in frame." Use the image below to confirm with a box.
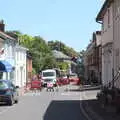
[0,20,5,32]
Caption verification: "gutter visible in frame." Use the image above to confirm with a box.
[96,0,114,23]
[96,21,102,24]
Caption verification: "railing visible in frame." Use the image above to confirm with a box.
[103,68,120,89]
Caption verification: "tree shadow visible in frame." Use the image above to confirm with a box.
[43,100,87,120]
[43,99,120,120]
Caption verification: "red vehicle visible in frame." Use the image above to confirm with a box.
[30,80,42,91]
[57,76,70,86]
[69,73,80,85]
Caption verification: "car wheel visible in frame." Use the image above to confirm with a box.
[15,99,18,104]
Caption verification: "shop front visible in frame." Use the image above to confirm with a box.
[0,60,15,82]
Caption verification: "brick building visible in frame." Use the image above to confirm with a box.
[84,31,102,84]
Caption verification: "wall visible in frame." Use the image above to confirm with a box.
[27,58,32,82]
[96,34,102,46]
[113,0,120,88]
[99,3,114,87]
[102,4,113,46]
[15,46,27,87]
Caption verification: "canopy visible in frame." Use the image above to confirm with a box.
[0,60,14,72]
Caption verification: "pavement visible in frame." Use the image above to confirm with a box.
[80,85,120,120]
[68,84,120,120]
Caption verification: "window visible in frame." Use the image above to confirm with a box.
[17,51,18,61]
[0,72,3,79]
[115,48,119,71]
[43,72,55,77]
[0,81,8,89]
[10,72,14,81]
[108,8,110,27]
[19,51,20,61]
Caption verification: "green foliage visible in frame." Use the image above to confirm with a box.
[16,33,57,73]
[56,62,69,71]
[7,31,80,74]
[32,68,36,75]
[76,50,85,81]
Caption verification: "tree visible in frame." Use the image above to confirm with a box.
[14,33,57,73]
[56,62,69,71]
[76,50,85,83]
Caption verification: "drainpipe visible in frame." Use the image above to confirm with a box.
[112,2,115,89]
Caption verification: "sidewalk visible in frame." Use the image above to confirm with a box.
[69,84,101,92]
[82,90,120,120]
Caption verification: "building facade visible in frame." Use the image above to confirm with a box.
[84,32,102,84]
[113,0,120,88]
[15,45,27,88]
[0,21,17,82]
[26,52,32,83]
[0,20,28,89]
[96,0,114,87]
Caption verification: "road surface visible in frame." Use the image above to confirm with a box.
[0,85,88,120]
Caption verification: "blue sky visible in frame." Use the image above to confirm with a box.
[0,0,105,51]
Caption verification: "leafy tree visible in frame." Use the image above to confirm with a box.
[11,32,57,73]
[6,31,80,74]
[56,62,69,71]
[76,50,85,83]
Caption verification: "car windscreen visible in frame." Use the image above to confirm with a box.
[43,72,55,77]
[0,81,9,89]
[70,74,77,78]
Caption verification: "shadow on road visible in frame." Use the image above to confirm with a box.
[43,100,87,120]
[43,99,120,120]
[69,87,100,92]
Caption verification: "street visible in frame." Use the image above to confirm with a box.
[0,85,89,120]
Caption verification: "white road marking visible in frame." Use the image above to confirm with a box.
[24,92,41,96]
[61,93,71,96]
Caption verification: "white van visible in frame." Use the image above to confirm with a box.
[41,69,57,87]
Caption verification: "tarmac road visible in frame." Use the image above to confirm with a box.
[0,85,88,120]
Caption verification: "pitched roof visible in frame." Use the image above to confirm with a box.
[52,50,70,59]
[0,31,16,41]
[96,0,113,22]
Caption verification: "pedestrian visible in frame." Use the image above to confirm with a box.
[65,74,70,91]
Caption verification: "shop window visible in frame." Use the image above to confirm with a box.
[0,72,3,79]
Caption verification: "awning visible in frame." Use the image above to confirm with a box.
[0,60,14,72]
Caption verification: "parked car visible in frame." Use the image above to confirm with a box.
[69,74,80,85]
[0,80,19,105]
[30,80,42,91]
[57,75,69,86]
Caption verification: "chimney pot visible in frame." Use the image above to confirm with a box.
[0,20,5,32]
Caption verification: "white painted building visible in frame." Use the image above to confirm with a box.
[0,30,16,82]
[15,45,28,88]
[0,21,28,89]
